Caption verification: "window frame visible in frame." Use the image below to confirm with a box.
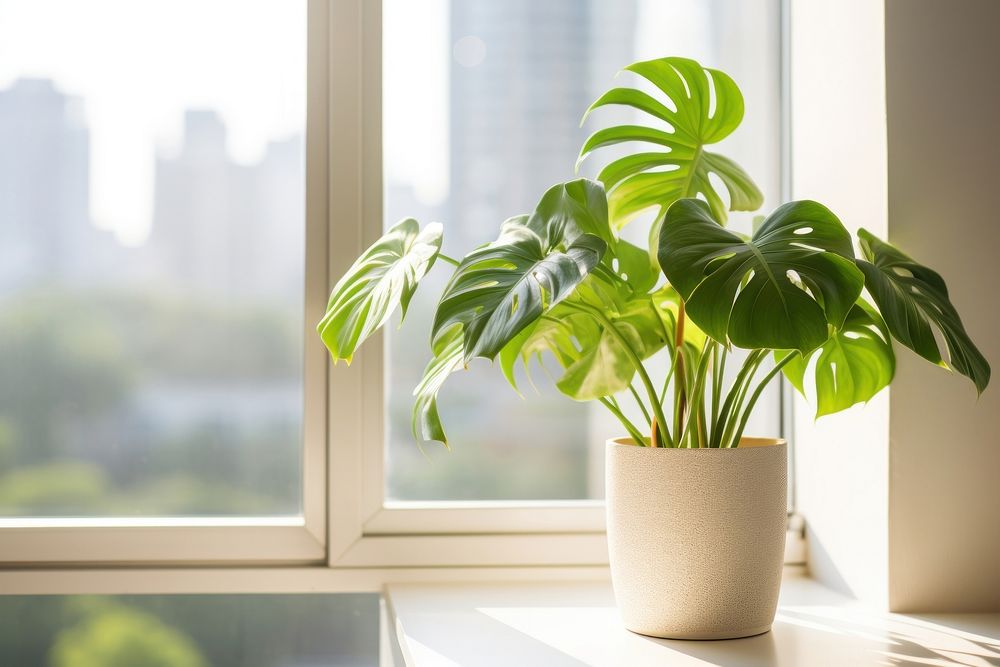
[0,0,329,567]
[324,0,794,569]
[324,0,612,569]
[0,0,795,577]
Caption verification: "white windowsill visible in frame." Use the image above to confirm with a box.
[384,568,1000,666]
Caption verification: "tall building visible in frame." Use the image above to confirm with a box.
[150,110,233,295]
[149,110,303,301]
[383,0,639,499]
[447,0,637,248]
[0,78,92,292]
[252,135,306,300]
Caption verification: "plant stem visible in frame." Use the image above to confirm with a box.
[719,350,767,448]
[566,301,672,447]
[674,342,698,445]
[696,400,707,449]
[711,349,764,448]
[599,396,646,445]
[437,253,461,267]
[677,340,714,447]
[658,342,680,406]
[710,345,726,445]
[728,351,797,448]
[673,300,688,439]
[628,383,652,426]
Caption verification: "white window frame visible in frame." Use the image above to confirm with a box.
[324,0,609,569]
[324,0,795,570]
[0,0,795,584]
[0,0,331,567]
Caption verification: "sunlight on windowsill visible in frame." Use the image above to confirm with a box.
[386,569,1000,666]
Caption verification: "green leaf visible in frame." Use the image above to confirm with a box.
[507,310,591,388]
[411,326,465,446]
[782,301,895,417]
[431,182,608,362]
[527,178,616,250]
[856,229,990,394]
[614,239,659,294]
[556,296,668,400]
[499,272,671,402]
[498,313,580,396]
[578,57,763,227]
[658,199,863,354]
[650,284,707,351]
[317,218,442,364]
[555,324,633,400]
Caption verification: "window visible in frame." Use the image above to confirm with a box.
[382,0,784,503]
[0,0,789,575]
[0,0,324,564]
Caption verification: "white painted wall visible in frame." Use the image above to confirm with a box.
[792,0,1000,612]
[789,0,890,608]
[884,0,1000,612]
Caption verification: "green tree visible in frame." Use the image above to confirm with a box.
[0,294,133,464]
[0,462,108,514]
[49,602,206,667]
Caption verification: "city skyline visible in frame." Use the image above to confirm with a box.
[0,76,304,302]
[0,0,782,509]
[0,0,307,245]
[0,76,307,518]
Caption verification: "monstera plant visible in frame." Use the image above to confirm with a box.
[319,55,990,639]
[318,55,989,451]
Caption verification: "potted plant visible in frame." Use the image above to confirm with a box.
[318,57,989,639]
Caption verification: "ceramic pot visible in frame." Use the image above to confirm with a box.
[605,437,787,640]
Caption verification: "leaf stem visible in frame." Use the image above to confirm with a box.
[711,345,726,445]
[437,253,461,267]
[729,351,798,448]
[628,383,652,426]
[719,350,767,448]
[599,397,646,445]
[711,349,764,448]
[673,300,688,439]
[659,341,680,406]
[566,301,672,447]
[678,340,714,447]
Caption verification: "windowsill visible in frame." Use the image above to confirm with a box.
[384,567,1000,666]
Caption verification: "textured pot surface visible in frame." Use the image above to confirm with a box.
[606,437,787,640]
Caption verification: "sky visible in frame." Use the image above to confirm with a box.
[0,0,307,245]
[0,0,772,245]
[383,0,449,208]
[379,0,717,212]
[0,0,451,245]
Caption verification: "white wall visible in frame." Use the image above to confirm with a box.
[884,0,1000,612]
[792,0,1000,612]
[789,0,890,608]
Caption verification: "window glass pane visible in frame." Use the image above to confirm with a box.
[383,0,782,500]
[0,594,378,666]
[0,1,306,516]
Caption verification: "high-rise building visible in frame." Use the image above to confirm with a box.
[150,110,235,295]
[149,110,303,301]
[252,135,305,300]
[0,78,92,292]
[447,0,637,248]
[381,0,640,499]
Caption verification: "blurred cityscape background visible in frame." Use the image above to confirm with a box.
[382,0,782,500]
[0,80,305,516]
[0,0,780,518]
[0,0,308,517]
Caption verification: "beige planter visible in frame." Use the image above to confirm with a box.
[606,437,787,640]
